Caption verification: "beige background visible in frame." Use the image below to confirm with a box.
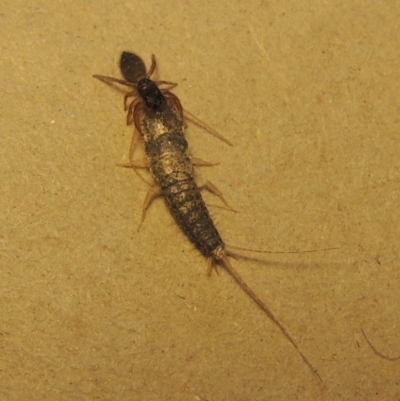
[1,1,400,400]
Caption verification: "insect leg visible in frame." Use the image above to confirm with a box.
[127,98,143,125]
[183,109,233,147]
[206,257,220,276]
[124,90,138,111]
[123,97,154,184]
[164,92,184,120]
[128,128,140,162]
[118,163,152,186]
[138,185,163,230]
[196,177,236,212]
[192,157,219,167]
[147,54,157,77]
[116,128,152,186]
[157,81,178,91]
[164,92,232,150]
[93,74,136,89]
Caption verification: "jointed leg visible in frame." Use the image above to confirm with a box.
[164,92,184,120]
[192,157,219,167]
[157,81,178,91]
[206,257,220,276]
[127,98,142,125]
[197,178,236,212]
[138,185,162,230]
[124,90,137,111]
[147,55,157,77]
[128,129,140,163]
[116,128,152,185]
[93,74,136,89]
[184,109,233,146]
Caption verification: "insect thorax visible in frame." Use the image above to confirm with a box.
[138,78,165,110]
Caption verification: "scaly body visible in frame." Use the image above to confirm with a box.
[94,52,322,381]
[139,96,224,257]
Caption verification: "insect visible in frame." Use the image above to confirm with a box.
[94,52,329,381]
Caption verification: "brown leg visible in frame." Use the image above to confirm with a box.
[184,109,233,146]
[117,162,152,186]
[157,81,178,91]
[117,160,149,169]
[197,178,236,212]
[206,257,220,276]
[164,92,184,120]
[116,128,152,185]
[124,90,137,110]
[133,101,145,131]
[127,98,142,125]
[117,146,152,185]
[93,74,136,89]
[192,157,219,167]
[128,129,140,162]
[147,54,157,77]
[138,185,163,230]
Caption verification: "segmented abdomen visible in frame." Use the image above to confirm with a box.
[163,173,223,257]
[143,111,224,257]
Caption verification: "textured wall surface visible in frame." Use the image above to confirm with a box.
[1,1,399,400]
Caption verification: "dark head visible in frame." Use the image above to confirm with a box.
[137,78,165,110]
[120,52,165,110]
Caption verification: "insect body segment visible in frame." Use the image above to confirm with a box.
[137,78,165,110]
[137,90,224,257]
[96,52,226,258]
[93,53,322,381]
[120,51,147,82]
